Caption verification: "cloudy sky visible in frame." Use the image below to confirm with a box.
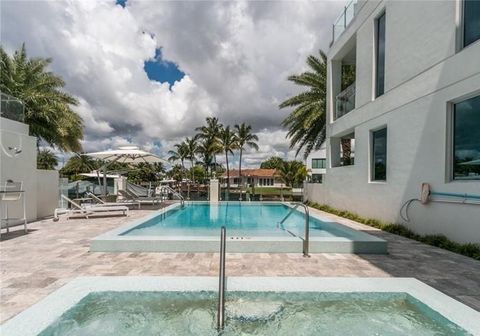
[1,0,344,168]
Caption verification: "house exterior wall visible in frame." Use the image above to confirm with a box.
[307,0,480,244]
[36,169,59,218]
[306,143,327,179]
[0,117,38,222]
[1,117,59,224]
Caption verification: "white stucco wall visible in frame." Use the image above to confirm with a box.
[36,169,59,218]
[316,0,480,244]
[305,143,327,176]
[1,117,60,224]
[0,117,38,222]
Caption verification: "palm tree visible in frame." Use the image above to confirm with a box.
[280,50,327,159]
[168,142,188,178]
[234,123,259,199]
[59,154,99,180]
[218,126,238,198]
[37,149,58,170]
[260,156,286,169]
[197,138,220,178]
[0,44,83,152]
[184,137,199,183]
[195,117,222,176]
[278,161,308,188]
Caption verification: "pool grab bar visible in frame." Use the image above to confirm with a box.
[279,202,310,257]
[159,186,184,207]
[217,226,226,330]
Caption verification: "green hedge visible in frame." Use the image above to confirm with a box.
[307,202,480,261]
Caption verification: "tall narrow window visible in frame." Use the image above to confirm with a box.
[372,128,387,181]
[375,12,386,97]
[453,95,480,180]
[312,159,326,169]
[464,0,480,47]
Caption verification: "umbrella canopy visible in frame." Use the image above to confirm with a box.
[85,146,167,198]
[86,146,168,165]
[459,158,480,166]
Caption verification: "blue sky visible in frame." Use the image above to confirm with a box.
[144,48,185,87]
[1,0,343,166]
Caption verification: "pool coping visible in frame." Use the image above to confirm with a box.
[90,201,387,254]
[1,277,479,336]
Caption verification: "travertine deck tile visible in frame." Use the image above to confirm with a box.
[1,206,479,323]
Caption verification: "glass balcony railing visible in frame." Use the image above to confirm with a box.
[331,0,358,45]
[335,82,356,120]
[0,92,25,123]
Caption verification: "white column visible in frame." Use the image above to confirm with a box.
[210,178,219,203]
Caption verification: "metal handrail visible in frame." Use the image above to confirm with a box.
[160,186,184,207]
[279,202,310,257]
[217,226,226,330]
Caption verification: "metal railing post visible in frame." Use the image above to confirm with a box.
[278,202,310,257]
[302,205,310,257]
[217,226,226,330]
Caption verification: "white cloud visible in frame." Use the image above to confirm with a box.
[1,0,344,166]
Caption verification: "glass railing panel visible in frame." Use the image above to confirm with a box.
[335,82,356,120]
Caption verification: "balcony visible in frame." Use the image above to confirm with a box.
[335,82,355,120]
[0,92,25,123]
[331,0,358,45]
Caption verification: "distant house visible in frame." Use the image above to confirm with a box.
[305,142,327,183]
[220,169,283,188]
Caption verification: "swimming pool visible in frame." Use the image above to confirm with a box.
[123,203,353,238]
[91,202,387,253]
[2,277,479,336]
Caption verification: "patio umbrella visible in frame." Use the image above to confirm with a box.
[459,158,480,165]
[86,146,168,198]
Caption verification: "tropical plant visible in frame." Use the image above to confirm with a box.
[59,154,99,180]
[260,156,286,170]
[127,162,164,184]
[196,137,221,178]
[280,50,327,159]
[166,164,184,182]
[218,126,238,195]
[234,123,259,193]
[278,161,308,188]
[37,149,58,170]
[184,137,199,183]
[0,44,83,151]
[168,142,189,179]
[195,117,222,175]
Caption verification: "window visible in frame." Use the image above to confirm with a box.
[372,128,387,181]
[453,95,480,180]
[312,158,326,169]
[311,174,323,183]
[375,12,386,97]
[464,0,480,47]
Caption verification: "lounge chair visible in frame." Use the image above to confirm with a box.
[118,189,162,205]
[53,195,129,221]
[86,192,141,209]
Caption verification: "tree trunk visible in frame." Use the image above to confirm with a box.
[213,154,217,178]
[225,150,230,200]
[191,159,195,183]
[238,148,243,201]
[341,138,352,165]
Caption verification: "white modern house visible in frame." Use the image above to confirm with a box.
[305,143,327,183]
[305,0,480,243]
[0,93,59,228]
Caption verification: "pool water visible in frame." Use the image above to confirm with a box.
[38,291,469,336]
[123,203,354,238]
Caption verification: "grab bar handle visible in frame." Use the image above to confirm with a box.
[217,226,226,330]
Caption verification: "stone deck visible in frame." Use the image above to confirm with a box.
[1,206,479,323]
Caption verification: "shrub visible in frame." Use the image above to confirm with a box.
[306,202,480,261]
